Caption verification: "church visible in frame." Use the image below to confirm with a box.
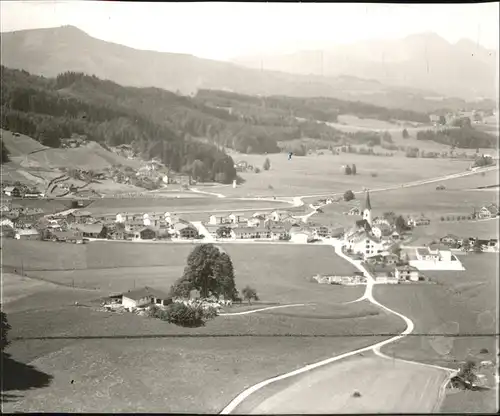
[344,191,388,257]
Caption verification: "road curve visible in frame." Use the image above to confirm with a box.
[219,241,455,414]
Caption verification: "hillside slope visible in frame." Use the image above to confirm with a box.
[1,25,491,113]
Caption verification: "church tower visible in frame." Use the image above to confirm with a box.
[362,190,372,227]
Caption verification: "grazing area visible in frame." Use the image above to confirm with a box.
[84,196,287,215]
[2,336,388,414]
[222,152,471,197]
[2,241,362,304]
[373,252,498,413]
[234,352,449,414]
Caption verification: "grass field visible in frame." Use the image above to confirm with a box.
[84,196,288,215]
[373,252,498,412]
[315,175,498,222]
[2,241,362,304]
[218,153,472,197]
[2,335,389,413]
[235,352,449,414]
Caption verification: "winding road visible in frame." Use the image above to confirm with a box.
[219,242,458,414]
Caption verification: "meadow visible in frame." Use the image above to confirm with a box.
[219,153,472,198]
[315,173,499,223]
[2,239,405,413]
[84,196,288,215]
[2,240,362,304]
[373,252,498,412]
[234,352,449,414]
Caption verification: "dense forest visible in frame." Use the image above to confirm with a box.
[0,138,10,164]
[1,67,436,164]
[416,126,497,149]
[0,67,238,183]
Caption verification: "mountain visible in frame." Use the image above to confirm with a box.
[233,33,498,101]
[1,25,489,114]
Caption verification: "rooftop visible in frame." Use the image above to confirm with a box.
[121,286,172,302]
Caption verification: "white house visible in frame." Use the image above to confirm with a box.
[290,228,311,244]
[247,217,262,227]
[346,231,385,257]
[478,204,499,219]
[121,287,172,309]
[395,265,420,282]
[116,213,125,223]
[411,246,464,271]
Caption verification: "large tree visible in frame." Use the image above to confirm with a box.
[171,244,238,300]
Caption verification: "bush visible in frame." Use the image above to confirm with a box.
[352,391,362,398]
[480,348,489,354]
[371,172,378,177]
[440,216,445,221]
[149,301,218,327]
[255,167,261,174]
[343,190,355,201]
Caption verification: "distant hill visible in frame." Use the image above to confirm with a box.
[1,25,494,113]
[234,33,499,102]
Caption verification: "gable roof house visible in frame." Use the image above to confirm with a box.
[15,228,40,240]
[395,265,420,282]
[478,204,499,219]
[133,227,157,240]
[73,223,105,238]
[233,227,271,239]
[346,231,385,257]
[172,222,199,239]
[121,287,173,309]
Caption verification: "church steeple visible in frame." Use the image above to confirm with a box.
[362,190,372,227]
[364,190,372,211]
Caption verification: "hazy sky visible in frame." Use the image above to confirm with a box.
[1,1,499,60]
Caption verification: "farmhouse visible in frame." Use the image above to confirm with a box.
[440,234,461,245]
[395,265,420,282]
[233,227,271,239]
[345,207,360,216]
[15,228,40,240]
[74,223,104,239]
[408,215,431,227]
[120,287,173,309]
[133,227,157,240]
[208,214,234,225]
[67,210,92,224]
[172,222,199,239]
[247,217,263,227]
[270,227,289,240]
[289,228,312,244]
[3,186,22,197]
[477,204,499,219]
[0,225,15,238]
[51,230,84,244]
[371,223,392,238]
[365,252,399,265]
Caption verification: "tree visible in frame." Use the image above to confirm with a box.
[241,285,259,305]
[351,164,357,175]
[216,226,233,239]
[263,157,271,171]
[344,165,352,175]
[382,131,393,143]
[172,244,238,300]
[1,139,10,163]
[383,211,397,225]
[191,159,207,182]
[461,239,471,252]
[457,360,478,388]
[439,115,446,125]
[402,129,409,139]
[254,167,261,174]
[395,215,407,233]
[473,239,484,253]
[343,190,355,201]
[1,307,11,351]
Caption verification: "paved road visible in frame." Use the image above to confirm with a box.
[220,240,456,414]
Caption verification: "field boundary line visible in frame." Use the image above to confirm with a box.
[219,304,312,316]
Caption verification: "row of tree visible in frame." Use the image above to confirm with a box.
[416,126,496,149]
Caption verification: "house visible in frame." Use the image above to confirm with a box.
[373,217,391,227]
[371,224,392,238]
[22,208,45,221]
[0,203,10,212]
[120,287,173,309]
[310,225,330,238]
[329,227,345,239]
[173,222,199,239]
[375,275,399,284]
[233,227,271,239]
[415,247,440,261]
[15,228,40,240]
[366,252,399,265]
[345,231,385,257]
[440,234,460,245]
[270,227,289,240]
[51,231,84,244]
[227,213,244,224]
[395,265,420,282]
[408,216,431,227]
[247,217,263,227]
[134,227,157,240]
[74,223,104,238]
[0,225,15,238]
[478,204,499,219]
[67,210,92,224]
[289,228,312,244]
[345,207,360,216]
[3,186,22,197]
[208,214,234,225]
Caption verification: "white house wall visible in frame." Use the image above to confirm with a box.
[409,259,465,271]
